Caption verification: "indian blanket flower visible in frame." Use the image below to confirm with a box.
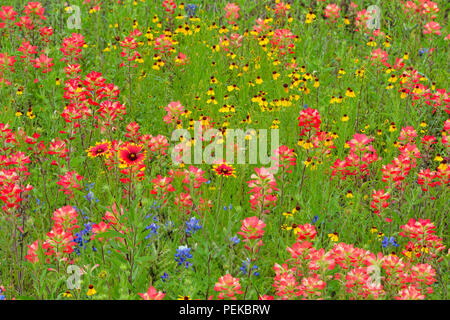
[86,141,111,158]
[213,161,236,177]
[118,142,146,167]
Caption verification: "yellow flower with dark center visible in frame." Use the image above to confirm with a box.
[388,74,397,83]
[178,295,191,300]
[438,161,447,171]
[434,154,443,162]
[306,11,316,23]
[206,96,217,104]
[301,140,313,150]
[87,284,96,296]
[370,226,378,234]
[27,109,35,119]
[313,78,319,88]
[227,84,239,92]
[346,190,353,198]
[341,114,349,122]
[272,71,280,80]
[400,89,408,99]
[63,291,73,298]
[286,223,301,234]
[389,123,397,132]
[367,39,377,47]
[345,88,355,98]
[328,232,339,242]
[282,211,293,218]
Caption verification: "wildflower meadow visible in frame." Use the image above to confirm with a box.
[0,0,448,303]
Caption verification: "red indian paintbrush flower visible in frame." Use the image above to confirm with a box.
[138,285,166,300]
[237,216,266,240]
[214,274,243,300]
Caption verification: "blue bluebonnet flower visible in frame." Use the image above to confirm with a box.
[145,223,159,239]
[229,236,240,245]
[161,272,169,282]
[185,3,198,17]
[165,219,175,230]
[145,215,159,239]
[73,222,93,255]
[84,183,99,203]
[311,215,319,224]
[419,48,429,56]
[223,204,232,211]
[185,217,202,236]
[303,104,308,109]
[239,258,259,276]
[150,201,161,210]
[205,180,211,184]
[34,198,44,213]
[389,236,399,247]
[382,236,389,248]
[0,288,5,300]
[175,245,193,269]
[382,236,399,248]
